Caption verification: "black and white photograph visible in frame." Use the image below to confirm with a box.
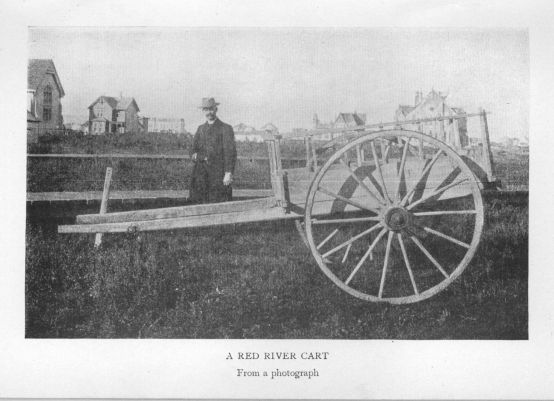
[25,26,528,339]
[1,0,553,399]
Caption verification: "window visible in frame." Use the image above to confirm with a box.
[43,107,51,121]
[43,85,52,105]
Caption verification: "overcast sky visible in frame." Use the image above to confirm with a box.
[29,28,528,139]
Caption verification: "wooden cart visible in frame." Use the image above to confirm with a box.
[59,111,496,304]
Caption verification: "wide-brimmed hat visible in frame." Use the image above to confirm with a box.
[199,97,220,109]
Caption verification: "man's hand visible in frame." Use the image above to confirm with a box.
[223,172,233,186]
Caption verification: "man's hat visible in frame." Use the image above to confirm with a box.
[199,97,220,109]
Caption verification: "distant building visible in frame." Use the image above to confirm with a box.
[148,118,185,134]
[395,90,468,148]
[88,95,145,135]
[333,112,366,129]
[312,112,366,141]
[260,122,279,134]
[81,121,89,135]
[233,123,272,142]
[27,59,65,137]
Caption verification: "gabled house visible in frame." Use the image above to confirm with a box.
[313,112,367,141]
[27,59,65,136]
[88,95,143,135]
[234,123,271,142]
[395,90,469,148]
[333,112,366,129]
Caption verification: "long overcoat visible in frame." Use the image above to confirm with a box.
[189,118,237,203]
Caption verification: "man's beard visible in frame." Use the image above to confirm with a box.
[206,114,216,121]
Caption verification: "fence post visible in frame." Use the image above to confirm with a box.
[479,109,495,183]
[94,167,112,247]
[266,138,287,208]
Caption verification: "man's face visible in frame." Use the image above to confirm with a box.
[203,107,217,121]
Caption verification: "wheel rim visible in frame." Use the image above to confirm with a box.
[304,130,484,304]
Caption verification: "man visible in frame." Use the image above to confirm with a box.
[190,97,237,204]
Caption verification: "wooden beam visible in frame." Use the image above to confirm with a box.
[285,112,485,140]
[76,196,277,225]
[94,167,112,247]
[60,206,296,234]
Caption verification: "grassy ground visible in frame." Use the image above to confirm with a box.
[25,191,527,339]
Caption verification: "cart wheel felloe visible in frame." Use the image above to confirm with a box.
[304,130,484,304]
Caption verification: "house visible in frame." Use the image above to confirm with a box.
[260,122,279,134]
[233,123,271,142]
[88,95,145,135]
[313,112,366,141]
[395,90,469,148]
[333,112,366,129]
[149,118,185,134]
[27,59,65,137]
[81,122,89,135]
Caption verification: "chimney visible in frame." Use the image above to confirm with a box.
[415,91,421,106]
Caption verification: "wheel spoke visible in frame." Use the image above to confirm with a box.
[317,228,339,250]
[313,216,381,225]
[413,210,476,216]
[370,141,392,203]
[322,223,382,258]
[356,145,364,165]
[396,137,410,201]
[423,226,471,249]
[339,159,387,206]
[318,186,380,214]
[342,243,352,263]
[411,236,449,279]
[401,149,443,207]
[382,143,391,164]
[378,231,394,298]
[398,233,418,295]
[345,227,387,285]
[407,178,468,210]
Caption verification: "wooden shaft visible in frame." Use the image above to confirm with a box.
[77,197,277,224]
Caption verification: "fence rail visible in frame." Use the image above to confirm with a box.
[27,153,309,163]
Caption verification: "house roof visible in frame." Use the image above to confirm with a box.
[234,123,256,132]
[261,123,278,132]
[451,107,465,114]
[28,59,65,96]
[88,96,140,111]
[335,113,366,127]
[397,105,415,116]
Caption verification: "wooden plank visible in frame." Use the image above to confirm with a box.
[94,167,112,247]
[60,206,299,234]
[76,196,277,224]
[27,189,274,203]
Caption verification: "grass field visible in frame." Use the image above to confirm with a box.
[25,191,527,339]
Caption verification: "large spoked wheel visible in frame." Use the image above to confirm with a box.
[304,130,484,304]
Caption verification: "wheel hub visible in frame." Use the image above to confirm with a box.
[383,207,411,231]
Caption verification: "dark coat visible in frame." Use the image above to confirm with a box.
[189,118,237,203]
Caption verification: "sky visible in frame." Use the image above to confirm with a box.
[29,27,528,140]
